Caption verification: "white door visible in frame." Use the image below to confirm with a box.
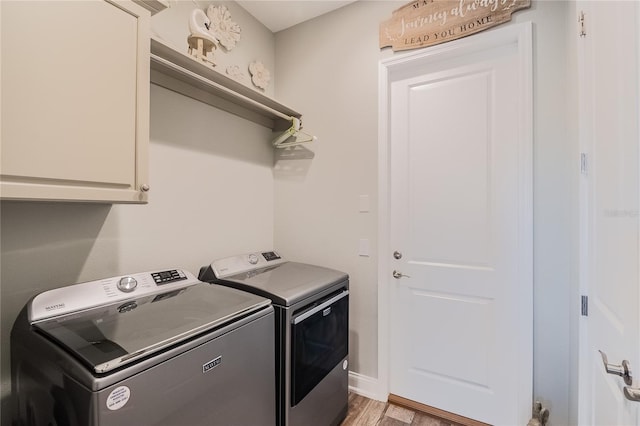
[579,2,640,424]
[386,24,532,425]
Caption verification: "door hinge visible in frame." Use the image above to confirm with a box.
[580,153,588,175]
[579,11,586,37]
[581,295,588,316]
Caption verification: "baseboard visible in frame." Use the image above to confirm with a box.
[348,371,385,401]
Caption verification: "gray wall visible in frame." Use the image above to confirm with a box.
[274,1,578,425]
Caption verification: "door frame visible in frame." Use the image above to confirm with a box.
[577,2,640,423]
[376,22,534,419]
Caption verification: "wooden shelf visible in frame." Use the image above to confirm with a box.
[150,37,301,130]
[133,0,168,15]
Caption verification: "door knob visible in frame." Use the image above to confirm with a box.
[624,386,640,402]
[599,350,633,385]
[392,270,410,279]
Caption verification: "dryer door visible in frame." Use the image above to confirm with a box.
[290,289,349,406]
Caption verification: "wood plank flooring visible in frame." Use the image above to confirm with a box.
[341,394,464,426]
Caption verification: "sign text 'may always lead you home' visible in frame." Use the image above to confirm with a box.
[380,0,531,51]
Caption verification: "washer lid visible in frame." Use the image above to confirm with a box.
[33,283,270,374]
[216,262,348,306]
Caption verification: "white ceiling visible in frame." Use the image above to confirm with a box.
[236,1,357,33]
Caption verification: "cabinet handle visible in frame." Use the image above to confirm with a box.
[140,184,150,192]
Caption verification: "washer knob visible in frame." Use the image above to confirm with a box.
[118,277,138,293]
[248,254,259,265]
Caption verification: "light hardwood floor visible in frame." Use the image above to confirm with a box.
[341,394,464,426]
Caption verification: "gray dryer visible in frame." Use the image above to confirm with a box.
[200,251,349,426]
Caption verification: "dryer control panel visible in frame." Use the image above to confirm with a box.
[210,251,287,279]
[29,269,197,323]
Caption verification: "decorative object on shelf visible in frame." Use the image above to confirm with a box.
[248,61,271,90]
[188,9,218,66]
[272,117,317,148]
[225,65,248,84]
[206,5,241,51]
[379,0,530,51]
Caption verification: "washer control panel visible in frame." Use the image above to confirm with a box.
[151,269,187,285]
[29,268,198,323]
[210,250,286,278]
[118,277,138,293]
[262,251,281,262]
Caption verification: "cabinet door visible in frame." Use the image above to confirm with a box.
[1,0,150,203]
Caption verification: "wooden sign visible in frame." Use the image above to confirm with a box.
[380,0,530,51]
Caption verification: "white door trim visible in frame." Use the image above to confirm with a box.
[377,22,533,417]
[577,3,640,423]
[576,2,591,420]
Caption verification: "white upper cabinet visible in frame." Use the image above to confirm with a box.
[1,0,150,203]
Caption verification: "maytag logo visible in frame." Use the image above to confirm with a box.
[202,356,222,373]
[45,303,65,311]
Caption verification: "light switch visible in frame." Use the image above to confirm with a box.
[359,195,370,213]
[359,239,370,257]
